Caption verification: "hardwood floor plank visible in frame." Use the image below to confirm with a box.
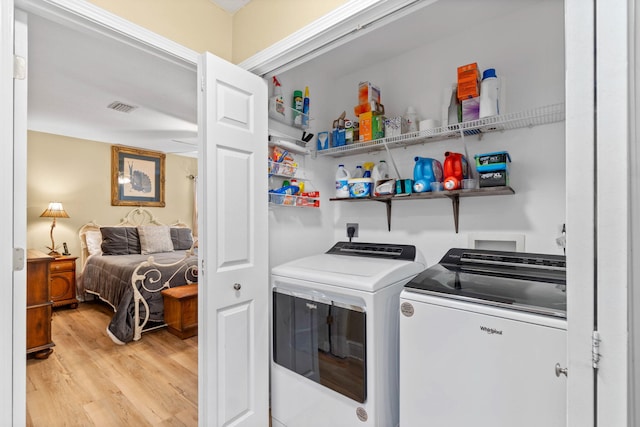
[27,302,198,426]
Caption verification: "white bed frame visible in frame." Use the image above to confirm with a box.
[78,207,197,343]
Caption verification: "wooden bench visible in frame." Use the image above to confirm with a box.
[161,284,198,339]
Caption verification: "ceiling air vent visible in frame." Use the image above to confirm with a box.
[107,101,138,113]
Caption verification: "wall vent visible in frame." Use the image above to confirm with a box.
[107,101,138,113]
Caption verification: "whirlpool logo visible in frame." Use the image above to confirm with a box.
[480,326,503,335]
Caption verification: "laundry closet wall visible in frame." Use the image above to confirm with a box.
[270,1,566,267]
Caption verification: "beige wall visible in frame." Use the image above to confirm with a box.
[85,0,233,60]
[85,0,349,65]
[232,0,350,63]
[27,131,197,259]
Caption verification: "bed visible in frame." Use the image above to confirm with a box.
[78,208,198,344]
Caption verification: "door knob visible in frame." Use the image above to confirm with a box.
[233,283,241,291]
[555,363,568,377]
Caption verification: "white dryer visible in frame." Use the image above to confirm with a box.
[270,242,426,427]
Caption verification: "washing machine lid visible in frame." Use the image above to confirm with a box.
[271,242,426,292]
[404,248,566,318]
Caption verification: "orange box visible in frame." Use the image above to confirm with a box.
[457,62,480,100]
[358,81,380,106]
[359,111,384,142]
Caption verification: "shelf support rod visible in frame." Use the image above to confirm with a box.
[448,195,460,233]
[374,199,392,231]
[381,137,402,179]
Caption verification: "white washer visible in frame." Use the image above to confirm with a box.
[399,248,567,427]
[270,242,426,427]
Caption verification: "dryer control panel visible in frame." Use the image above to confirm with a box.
[327,241,417,261]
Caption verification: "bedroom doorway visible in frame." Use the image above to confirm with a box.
[16,2,201,425]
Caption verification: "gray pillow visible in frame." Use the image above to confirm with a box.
[100,227,141,255]
[138,225,174,255]
[170,227,194,250]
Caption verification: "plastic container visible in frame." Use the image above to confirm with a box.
[335,164,351,198]
[292,90,303,126]
[474,150,511,172]
[269,76,285,120]
[479,68,500,118]
[301,86,310,128]
[413,157,444,193]
[372,160,390,183]
[402,107,419,133]
[462,178,478,190]
[352,165,364,178]
[348,178,373,198]
[443,151,469,190]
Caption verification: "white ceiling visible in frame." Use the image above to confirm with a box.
[211,0,252,14]
[27,13,199,157]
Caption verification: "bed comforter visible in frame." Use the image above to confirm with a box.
[81,250,198,343]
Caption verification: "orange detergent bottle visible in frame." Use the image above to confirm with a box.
[443,152,469,190]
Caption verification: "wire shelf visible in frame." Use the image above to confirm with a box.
[315,103,565,158]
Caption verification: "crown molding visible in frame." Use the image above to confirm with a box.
[15,0,198,69]
[238,0,430,76]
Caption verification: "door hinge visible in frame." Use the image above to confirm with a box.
[592,330,601,369]
[13,55,26,80]
[13,248,25,271]
[201,76,205,92]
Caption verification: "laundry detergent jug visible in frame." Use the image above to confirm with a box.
[413,157,443,192]
[443,151,469,190]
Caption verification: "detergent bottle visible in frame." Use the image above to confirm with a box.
[352,165,364,178]
[479,68,500,118]
[413,157,444,192]
[335,164,351,198]
[269,76,285,119]
[443,152,469,190]
[372,160,390,182]
[362,162,374,178]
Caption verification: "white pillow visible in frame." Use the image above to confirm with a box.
[138,225,174,255]
[85,230,103,256]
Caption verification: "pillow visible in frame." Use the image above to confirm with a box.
[85,230,103,256]
[100,227,141,255]
[170,227,194,250]
[138,225,174,255]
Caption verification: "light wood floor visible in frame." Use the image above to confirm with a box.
[26,302,198,426]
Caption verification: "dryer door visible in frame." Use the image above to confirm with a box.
[273,287,367,403]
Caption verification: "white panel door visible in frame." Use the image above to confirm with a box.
[197,52,269,427]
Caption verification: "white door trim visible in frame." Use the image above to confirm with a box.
[1,0,16,422]
[8,1,199,425]
[237,0,433,76]
[565,1,596,425]
[15,0,198,68]
[12,9,28,426]
[595,1,631,425]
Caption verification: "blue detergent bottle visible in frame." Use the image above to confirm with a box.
[413,157,444,192]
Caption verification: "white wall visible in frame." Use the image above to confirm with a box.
[269,0,565,267]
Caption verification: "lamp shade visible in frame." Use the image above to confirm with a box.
[40,202,70,219]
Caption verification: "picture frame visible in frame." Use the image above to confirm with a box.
[111,145,165,207]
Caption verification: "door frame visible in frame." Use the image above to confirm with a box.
[594,0,632,425]
[244,0,619,425]
[1,0,17,421]
[7,0,199,424]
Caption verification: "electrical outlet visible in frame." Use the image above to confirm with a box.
[346,223,359,238]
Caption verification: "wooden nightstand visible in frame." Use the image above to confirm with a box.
[26,249,54,359]
[50,256,78,309]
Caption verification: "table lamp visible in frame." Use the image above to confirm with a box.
[40,202,70,257]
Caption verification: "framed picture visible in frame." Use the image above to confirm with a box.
[111,145,165,207]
